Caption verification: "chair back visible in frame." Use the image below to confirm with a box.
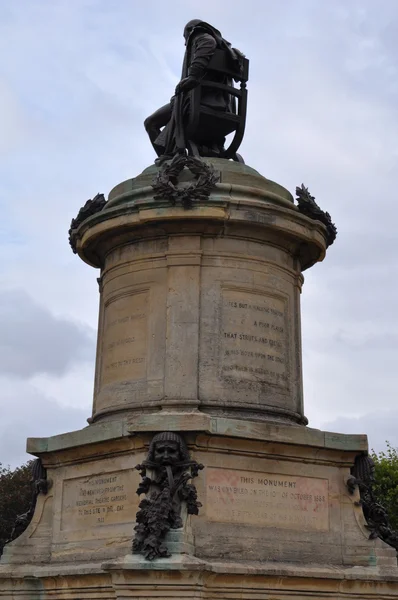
[206,49,249,83]
[185,49,249,160]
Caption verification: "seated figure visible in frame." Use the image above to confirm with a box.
[144,20,247,162]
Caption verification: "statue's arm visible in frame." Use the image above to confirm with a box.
[188,33,217,80]
[175,33,217,95]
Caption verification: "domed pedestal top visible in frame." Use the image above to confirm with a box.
[75,159,327,272]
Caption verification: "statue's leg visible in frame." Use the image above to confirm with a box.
[144,103,172,145]
[186,138,200,157]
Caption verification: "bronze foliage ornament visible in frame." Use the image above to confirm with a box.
[68,193,106,253]
[152,153,219,209]
[6,459,49,546]
[347,454,398,552]
[295,184,337,247]
[132,432,204,560]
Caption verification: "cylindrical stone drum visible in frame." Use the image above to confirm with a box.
[75,160,327,425]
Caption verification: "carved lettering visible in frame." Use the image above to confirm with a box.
[206,468,329,531]
[61,470,139,532]
[221,290,288,387]
[101,292,148,385]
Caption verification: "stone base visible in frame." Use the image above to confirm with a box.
[5,157,394,598]
[1,557,398,599]
[1,413,397,599]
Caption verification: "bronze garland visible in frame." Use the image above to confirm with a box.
[152,154,219,209]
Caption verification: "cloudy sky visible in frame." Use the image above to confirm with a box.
[0,0,397,467]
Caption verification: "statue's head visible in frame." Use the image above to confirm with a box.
[183,20,222,45]
[147,431,190,465]
[183,19,201,43]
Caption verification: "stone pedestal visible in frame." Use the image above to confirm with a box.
[80,160,325,425]
[1,159,397,599]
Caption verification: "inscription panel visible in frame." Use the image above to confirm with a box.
[221,289,288,387]
[61,470,139,532]
[101,291,148,386]
[206,468,329,531]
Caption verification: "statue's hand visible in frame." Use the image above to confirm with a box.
[175,76,199,95]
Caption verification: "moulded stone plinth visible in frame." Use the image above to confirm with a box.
[73,159,327,426]
[1,417,398,598]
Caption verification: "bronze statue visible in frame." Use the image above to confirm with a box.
[132,432,203,560]
[144,20,249,162]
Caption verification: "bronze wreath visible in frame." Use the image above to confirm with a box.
[152,154,219,208]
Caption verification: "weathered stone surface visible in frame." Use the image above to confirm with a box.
[71,159,329,425]
[2,437,145,566]
[26,414,368,456]
[6,427,396,571]
[60,469,136,532]
[106,160,295,207]
[206,467,329,531]
[189,434,395,567]
[2,553,398,599]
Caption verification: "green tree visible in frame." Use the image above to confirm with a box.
[371,442,398,531]
[0,462,32,553]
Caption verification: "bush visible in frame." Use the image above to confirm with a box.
[371,442,398,531]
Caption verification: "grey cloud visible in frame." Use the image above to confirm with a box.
[0,290,95,378]
[0,379,88,468]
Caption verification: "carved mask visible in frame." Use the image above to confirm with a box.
[153,440,181,465]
